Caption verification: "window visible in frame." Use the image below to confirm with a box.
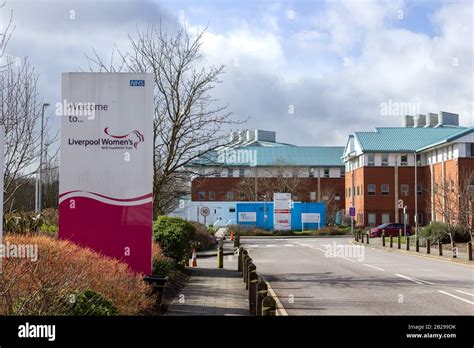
[335,192,341,201]
[324,168,330,178]
[368,154,375,166]
[227,168,234,177]
[417,213,423,225]
[340,167,345,178]
[381,184,389,196]
[229,208,236,213]
[400,155,408,166]
[310,192,316,201]
[309,168,315,178]
[209,191,215,200]
[434,183,438,193]
[368,184,376,196]
[214,170,221,177]
[368,213,377,226]
[401,184,409,196]
[417,184,423,195]
[239,168,245,177]
[450,179,455,193]
[226,191,234,201]
[416,154,421,166]
[239,192,245,200]
[470,143,474,157]
[382,153,389,166]
[382,213,390,224]
[198,191,205,200]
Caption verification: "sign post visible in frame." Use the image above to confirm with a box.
[273,193,291,231]
[59,73,153,274]
[349,206,355,236]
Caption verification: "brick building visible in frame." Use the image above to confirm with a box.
[185,130,346,224]
[343,112,474,228]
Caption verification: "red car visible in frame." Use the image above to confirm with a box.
[367,223,412,238]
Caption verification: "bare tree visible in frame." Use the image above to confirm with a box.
[432,171,474,246]
[86,25,243,217]
[0,1,14,69]
[0,58,58,211]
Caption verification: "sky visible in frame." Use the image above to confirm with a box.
[1,0,473,146]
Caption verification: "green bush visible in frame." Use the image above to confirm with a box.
[190,222,217,251]
[153,216,195,263]
[152,258,178,277]
[420,222,471,243]
[71,289,118,316]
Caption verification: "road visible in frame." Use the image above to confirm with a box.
[241,237,474,315]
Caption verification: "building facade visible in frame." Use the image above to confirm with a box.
[343,112,474,228]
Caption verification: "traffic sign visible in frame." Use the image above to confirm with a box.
[200,206,210,217]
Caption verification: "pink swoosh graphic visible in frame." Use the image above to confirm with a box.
[59,190,152,202]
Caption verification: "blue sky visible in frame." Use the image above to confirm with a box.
[1,0,472,146]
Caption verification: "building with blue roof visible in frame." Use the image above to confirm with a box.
[343,111,474,230]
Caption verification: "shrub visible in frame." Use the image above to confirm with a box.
[420,222,450,242]
[153,216,195,263]
[190,222,217,251]
[71,289,118,316]
[0,235,153,315]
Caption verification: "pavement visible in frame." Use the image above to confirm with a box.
[166,253,248,316]
[357,236,472,265]
[241,237,474,315]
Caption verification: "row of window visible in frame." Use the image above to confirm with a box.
[198,191,342,201]
[347,184,423,197]
[363,212,424,226]
[204,167,346,178]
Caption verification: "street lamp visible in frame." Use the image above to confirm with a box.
[36,102,50,213]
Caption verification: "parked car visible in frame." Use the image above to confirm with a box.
[367,223,412,238]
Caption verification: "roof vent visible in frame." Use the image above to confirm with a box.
[403,115,414,127]
[414,114,426,128]
[438,111,459,127]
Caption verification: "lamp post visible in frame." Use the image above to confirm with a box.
[36,102,50,213]
[414,152,418,240]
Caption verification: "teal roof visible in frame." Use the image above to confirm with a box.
[355,127,469,152]
[191,146,345,167]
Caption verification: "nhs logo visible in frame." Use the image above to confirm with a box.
[129,80,145,87]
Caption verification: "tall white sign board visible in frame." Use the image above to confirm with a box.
[59,73,153,274]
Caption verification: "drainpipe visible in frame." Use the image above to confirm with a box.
[414,152,418,238]
[317,168,321,202]
[394,154,399,223]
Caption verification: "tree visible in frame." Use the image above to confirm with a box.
[86,25,243,217]
[0,58,57,211]
[0,1,14,69]
[432,170,474,247]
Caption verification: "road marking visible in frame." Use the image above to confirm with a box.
[395,274,424,285]
[438,290,474,305]
[341,257,356,263]
[455,290,474,297]
[411,277,435,285]
[249,245,259,248]
[300,243,312,247]
[284,244,294,247]
[363,264,385,271]
[266,244,276,247]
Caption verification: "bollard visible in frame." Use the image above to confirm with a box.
[438,241,443,256]
[415,238,419,252]
[468,242,473,261]
[256,280,268,316]
[366,233,369,245]
[398,229,401,249]
[234,233,240,248]
[452,243,457,259]
[382,230,385,247]
[361,233,364,243]
[247,262,256,291]
[390,235,393,248]
[243,254,250,282]
[262,295,276,316]
[248,272,259,315]
[238,247,245,273]
[355,232,359,242]
[427,239,431,254]
[244,256,252,285]
[406,236,410,251]
[217,245,224,268]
